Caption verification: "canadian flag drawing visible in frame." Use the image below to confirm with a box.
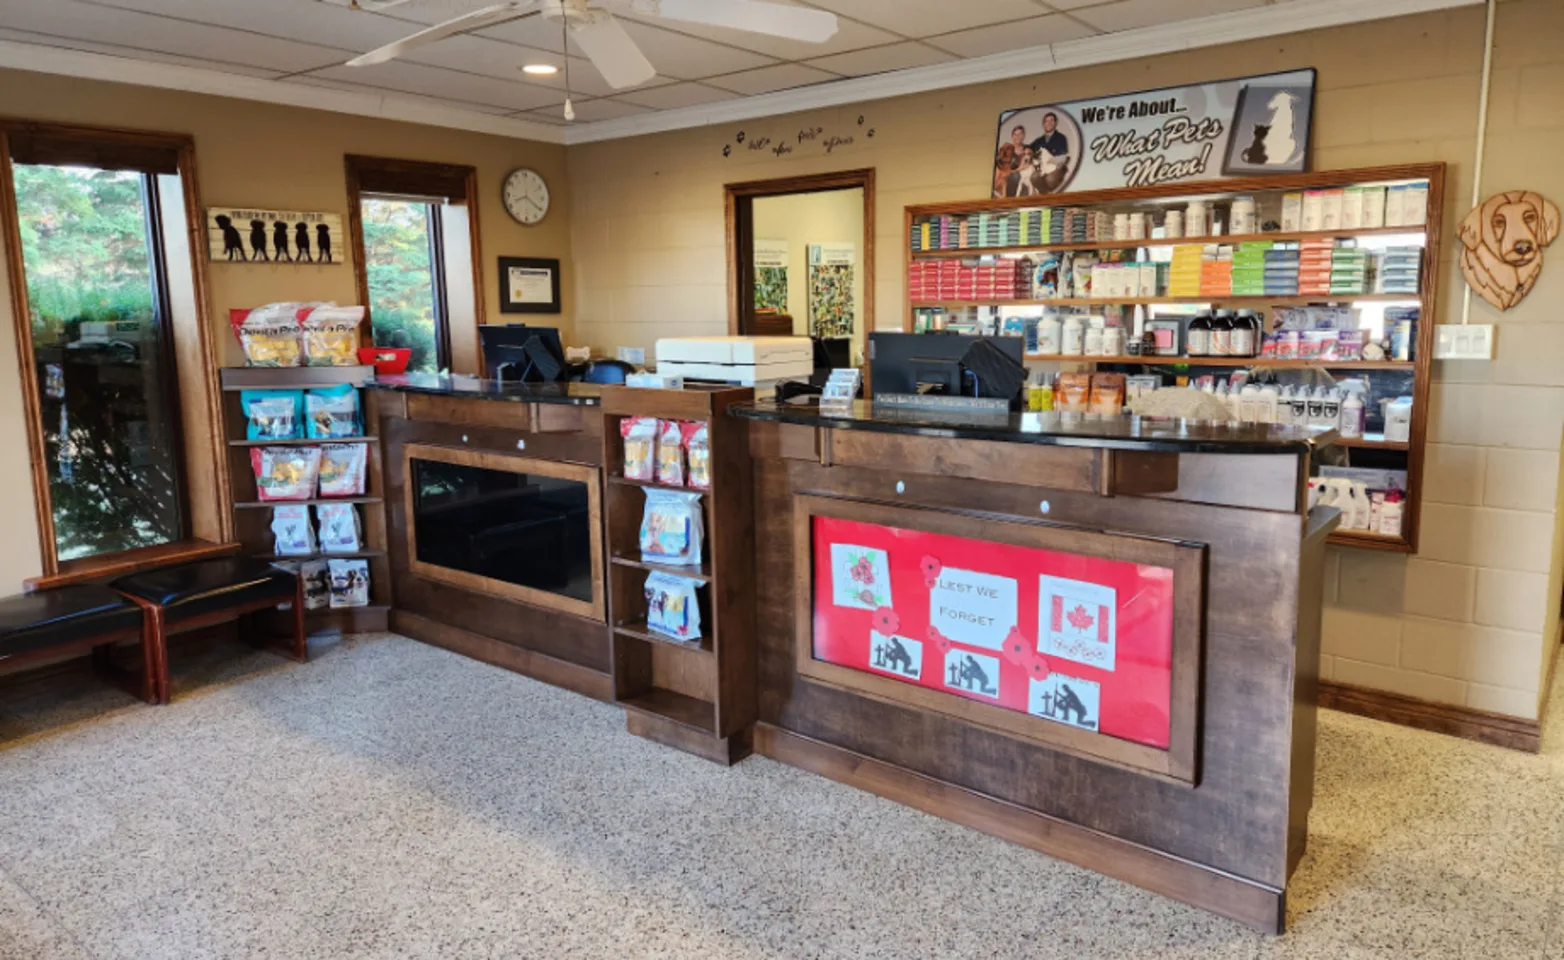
[1038,575,1118,672]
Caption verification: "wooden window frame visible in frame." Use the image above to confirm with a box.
[345,155,484,373]
[402,442,605,623]
[0,119,232,585]
[791,493,1205,784]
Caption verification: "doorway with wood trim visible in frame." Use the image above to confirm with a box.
[725,169,874,369]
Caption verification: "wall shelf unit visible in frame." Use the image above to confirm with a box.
[218,366,391,633]
[902,163,1444,554]
[599,385,756,765]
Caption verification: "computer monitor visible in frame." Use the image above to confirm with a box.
[868,332,1024,400]
[480,324,567,382]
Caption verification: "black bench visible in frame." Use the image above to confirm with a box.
[0,584,157,704]
[112,558,305,704]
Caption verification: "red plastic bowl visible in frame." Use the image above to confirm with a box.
[358,346,411,375]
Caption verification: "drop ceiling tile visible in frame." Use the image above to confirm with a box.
[0,27,283,77]
[396,32,559,81]
[615,0,898,61]
[475,12,568,54]
[2,0,350,73]
[1072,0,1269,32]
[79,0,415,51]
[802,41,956,77]
[528,97,652,123]
[803,0,1051,37]
[311,60,565,111]
[609,20,778,80]
[1036,0,1117,9]
[613,82,740,111]
[283,75,521,115]
[703,63,840,97]
[926,13,1097,57]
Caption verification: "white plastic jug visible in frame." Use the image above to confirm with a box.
[1382,396,1413,442]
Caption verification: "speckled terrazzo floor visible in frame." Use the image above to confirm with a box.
[0,633,1560,960]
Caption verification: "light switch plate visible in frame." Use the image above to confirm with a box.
[1434,323,1494,360]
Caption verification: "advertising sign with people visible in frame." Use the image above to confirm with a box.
[991,69,1316,197]
[812,516,1176,749]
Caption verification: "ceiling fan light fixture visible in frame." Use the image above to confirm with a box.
[522,63,559,75]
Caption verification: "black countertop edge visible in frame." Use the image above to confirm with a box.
[728,400,1336,454]
[364,373,602,406]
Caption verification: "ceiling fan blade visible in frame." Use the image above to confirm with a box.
[570,14,657,90]
[646,0,837,43]
[345,2,537,66]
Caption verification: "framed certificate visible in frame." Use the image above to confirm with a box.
[498,256,561,314]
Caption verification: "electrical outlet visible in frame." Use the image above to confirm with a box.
[1434,323,1494,360]
[617,346,646,366]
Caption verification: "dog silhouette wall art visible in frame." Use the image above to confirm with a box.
[1459,190,1559,310]
[206,208,343,266]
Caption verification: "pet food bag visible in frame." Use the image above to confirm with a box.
[318,443,368,497]
[656,419,685,486]
[327,558,370,608]
[644,571,703,642]
[232,302,311,367]
[242,389,304,440]
[270,504,316,556]
[251,446,322,501]
[298,559,330,610]
[640,489,704,566]
[305,383,361,439]
[300,305,366,367]
[621,417,659,482]
[316,502,362,554]
[683,422,711,490]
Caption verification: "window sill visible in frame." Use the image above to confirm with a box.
[26,540,242,592]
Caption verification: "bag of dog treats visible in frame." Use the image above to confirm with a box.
[300,560,330,609]
[299,305,365,367]
[316,502,361,554]
[242,389,304,440]
[251,446,321,501]
[640,488,703,566]
[270,504,316,556]
[305,383,361,438]
[656,419,685,486]
[621,417,658,482]
[683,422,711,490]
[318,443,367,497]
[232,302,310,367]
[644,571,702,642]
[327,558,370,608]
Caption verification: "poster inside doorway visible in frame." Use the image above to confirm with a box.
[807,242,856,338]
[753,238,789,314]
[812,515,1175,748]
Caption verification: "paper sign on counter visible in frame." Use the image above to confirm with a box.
[929,568,1017,650]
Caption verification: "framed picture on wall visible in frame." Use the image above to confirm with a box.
[499,256,561,314]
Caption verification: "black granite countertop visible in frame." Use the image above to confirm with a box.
[365,373,602,406]
[729,400,1336,454]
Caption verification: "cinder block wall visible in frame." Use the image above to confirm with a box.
[568,1,1564,720]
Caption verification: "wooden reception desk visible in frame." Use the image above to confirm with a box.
[729,400,1337,934]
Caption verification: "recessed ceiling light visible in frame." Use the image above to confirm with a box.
[522,63,559,76]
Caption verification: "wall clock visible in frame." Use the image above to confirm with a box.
[503,168,549,225]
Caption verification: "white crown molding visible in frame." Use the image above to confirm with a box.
[0,0,1479,149]
[0,40,567,145]
[565,0,1480,144]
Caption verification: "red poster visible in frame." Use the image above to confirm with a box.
[812,516,1174,749]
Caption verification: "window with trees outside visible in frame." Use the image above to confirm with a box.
[10,162,186,562]
[362,195,448,375]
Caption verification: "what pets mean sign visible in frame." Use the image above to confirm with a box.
[206,207,344,265]
[991,68,1316,198]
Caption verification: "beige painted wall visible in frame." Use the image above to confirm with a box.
[0,69,573,590]
[752,188,865,362]
[569,0,1564,720]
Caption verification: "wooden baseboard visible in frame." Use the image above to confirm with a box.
[625,711,752,765]
[392,610,612,703]
[1317,680,1541,753]
[754,724,1286,934]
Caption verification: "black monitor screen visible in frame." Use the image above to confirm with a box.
[868,332,1023,399]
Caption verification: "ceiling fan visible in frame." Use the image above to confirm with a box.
[340,0,839,114]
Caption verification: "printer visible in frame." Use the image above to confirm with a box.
[653,336,813,387]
